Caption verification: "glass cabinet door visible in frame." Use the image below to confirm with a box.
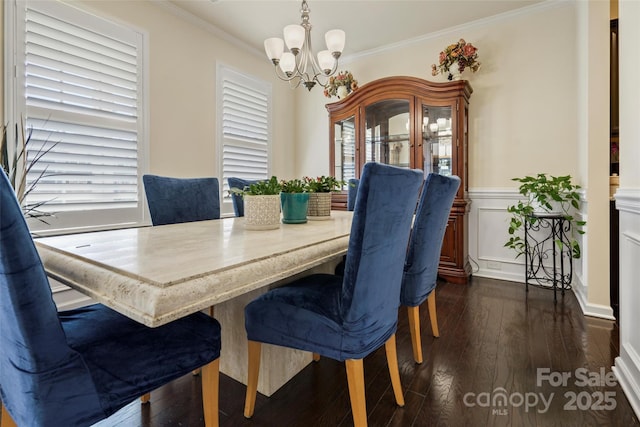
[333,116,356,189]
[422,105,453,176]
[364,99,411,169]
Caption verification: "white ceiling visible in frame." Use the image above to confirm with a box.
[166,0,545,57]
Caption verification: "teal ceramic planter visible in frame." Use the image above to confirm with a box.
[280,192,309,224]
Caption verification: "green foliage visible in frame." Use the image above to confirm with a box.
[505,173,586,259]
[280,178,307,193]
[303,175,344,193]
[230,176,282,196]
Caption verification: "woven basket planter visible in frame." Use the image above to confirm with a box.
[307,192,332,220]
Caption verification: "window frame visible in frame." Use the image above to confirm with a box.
[216,63,272,217]
[4,0,149,235]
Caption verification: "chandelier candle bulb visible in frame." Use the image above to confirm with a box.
[325,29,345,55]
[264,38,284,64]
[317,50,334,74]
[283,25,305,51]
[279,53,296,75]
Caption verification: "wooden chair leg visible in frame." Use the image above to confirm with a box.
[407,305,423,364]
[202,358,220,427]
[384,334,405,407]
[140,393,151,403]
[313,352,320,361]
[244,340,262,418]
[1,402,17,427]
[345,359,367,427]
[427,291,440,337]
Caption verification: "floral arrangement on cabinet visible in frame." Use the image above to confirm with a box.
[324,71,359,99]
[431,38,480,81]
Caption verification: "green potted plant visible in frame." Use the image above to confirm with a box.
[505,173,586,259]
[304,175,344,220]
[280,178,309,224]
[231,176,282,230]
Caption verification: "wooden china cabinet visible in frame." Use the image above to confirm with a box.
[326,76,472,284]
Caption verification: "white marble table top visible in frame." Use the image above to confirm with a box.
[35,211,353,327]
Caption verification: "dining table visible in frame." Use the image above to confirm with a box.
[35,210,353,396]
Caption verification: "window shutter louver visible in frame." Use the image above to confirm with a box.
[220,70,271,202]
[20,3,143,222]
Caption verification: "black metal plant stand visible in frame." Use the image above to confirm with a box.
[524,214,573,302]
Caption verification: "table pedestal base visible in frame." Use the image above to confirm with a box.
[216,261,340,396]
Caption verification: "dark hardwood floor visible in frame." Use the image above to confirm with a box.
[94,277,638,427]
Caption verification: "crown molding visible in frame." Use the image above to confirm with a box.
[343,0,570,63]
[149,0,263,59]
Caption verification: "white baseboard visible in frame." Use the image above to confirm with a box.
[473,268,525,284]
[573,289,616,320]
[614,355,640,419]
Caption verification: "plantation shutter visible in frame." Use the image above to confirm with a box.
[220,67,271,209]
[15,0,145,230]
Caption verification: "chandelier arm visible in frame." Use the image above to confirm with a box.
[299,25,335,88]
[273,66,303,88]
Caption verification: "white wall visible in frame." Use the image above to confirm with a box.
[613,0,640,419]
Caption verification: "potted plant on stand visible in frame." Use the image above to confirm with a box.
[280,178,309,224]
[231,176,282,230]
[504,173,586,259]
[304,175,344,220]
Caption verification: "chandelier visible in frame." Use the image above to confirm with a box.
[263,0,345,91]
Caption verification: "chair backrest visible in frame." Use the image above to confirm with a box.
[227,177,262,217]
[346,178,359,211]
[0,170,103,425]
[341,163,423,333]
[143,175,220,225]
[400,173,460,307]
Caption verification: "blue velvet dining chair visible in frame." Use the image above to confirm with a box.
[227,177,261,217]
[142,174,220,225]
[334,178,360,276]
[243,162,423,427]
[347,177,360,211]
[401,173,460,364]
[0,170,222,427]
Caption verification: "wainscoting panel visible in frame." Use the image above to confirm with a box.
[468,188,587,291]
[613,188,640,419]
[469,189,534,283]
